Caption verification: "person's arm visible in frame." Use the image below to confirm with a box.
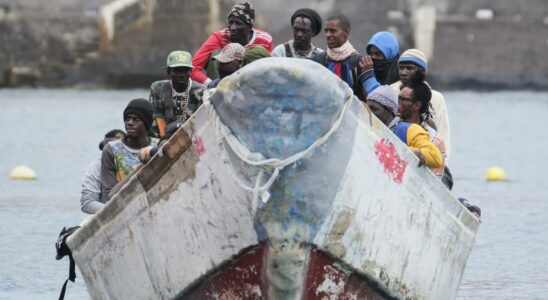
[358,56,381,94]
[80,159,105,214]
[406,124,443,169]
[191,31,224,85]
[149,83,167,137]
[100,144,118,201]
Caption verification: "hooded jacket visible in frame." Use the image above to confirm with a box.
[359,31,400,94]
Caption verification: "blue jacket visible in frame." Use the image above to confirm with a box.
[360,32,400,94]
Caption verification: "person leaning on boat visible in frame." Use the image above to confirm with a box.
[390,49,451,163]
[149,50,206,138]
[365,85,443,169]
[101,99,155,201]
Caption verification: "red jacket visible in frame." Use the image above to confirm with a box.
[191,28,273,84]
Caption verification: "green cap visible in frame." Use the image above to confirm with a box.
[166,50,193,69]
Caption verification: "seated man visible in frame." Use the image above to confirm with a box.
[150,50,206,138]
[391,49,451,163]
[101,99,155,201]
[366,85,442,169]
[207,43,245,89]
[80,129,125,214]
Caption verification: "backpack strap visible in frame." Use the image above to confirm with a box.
[284,42,293,57]
[55,226,80,300]
[348,54,365,100]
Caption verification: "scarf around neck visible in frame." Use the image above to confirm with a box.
[327,41,357,61]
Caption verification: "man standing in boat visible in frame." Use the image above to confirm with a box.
[365,85,443,169]
[391,49,451,163]
[271,8,323,59]
[149,50,206,138]
[313,13,364,100]
[190,2,273,86]
[101,99,155,201]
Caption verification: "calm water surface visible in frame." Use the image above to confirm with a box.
[0,89,547,299]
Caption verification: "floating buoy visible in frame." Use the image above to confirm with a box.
[9,165,37,180]
[486,166,505,181]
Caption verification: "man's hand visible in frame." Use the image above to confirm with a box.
[359,55,374,73]
[413,150,426,167]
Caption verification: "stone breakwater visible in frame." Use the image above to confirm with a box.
[1,0,547,90]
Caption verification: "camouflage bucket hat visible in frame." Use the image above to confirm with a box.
[165,50,193,69]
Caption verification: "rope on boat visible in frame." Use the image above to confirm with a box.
[204,91,353,211]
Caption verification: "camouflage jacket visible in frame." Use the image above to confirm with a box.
[149,79,206,136]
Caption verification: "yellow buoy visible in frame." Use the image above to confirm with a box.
[486,166,505,181]
[9,165,37,180]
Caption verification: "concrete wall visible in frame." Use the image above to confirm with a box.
[1,0,548,88]
[431,16,548,89]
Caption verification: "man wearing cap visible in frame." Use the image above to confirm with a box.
[101,99,155,201]
[80,129,125,214]
[149,50,206,138]
[191,2,273,86]
[272,8,323,59]
[391,48,451,163]
[366,85,442,170]
[207,43,245,89]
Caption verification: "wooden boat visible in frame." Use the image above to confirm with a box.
[67,58,479,299]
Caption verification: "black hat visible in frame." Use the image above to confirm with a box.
[291,8,322,37]
[229,2,255,27]
[98,129,126,150]
[123,98,153,130]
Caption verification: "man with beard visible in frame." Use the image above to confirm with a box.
[366,85,442,170]
[207,43,245,89]
[191,2,273,86]
[313,13,364,100]
[359,31,400,94]
[391,49,451,163]
[149,50,206,138]
[101,99,155,201]
[272,8,323,59]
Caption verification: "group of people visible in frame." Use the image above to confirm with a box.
[80,2,480,221]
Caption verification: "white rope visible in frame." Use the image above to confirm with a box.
[206,91,354,208]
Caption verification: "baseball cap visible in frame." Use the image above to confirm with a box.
[165,50,193,69]
[214,43,246,63]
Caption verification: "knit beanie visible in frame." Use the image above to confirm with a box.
[291,8,322,37]
[398,49,428,70]
[366,85,399,116]
[243,46,271,65]
[123,98,153,130]
[229,2,255,27]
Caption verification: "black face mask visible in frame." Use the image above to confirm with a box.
[218,68,235,79]
[372,55,400,85]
